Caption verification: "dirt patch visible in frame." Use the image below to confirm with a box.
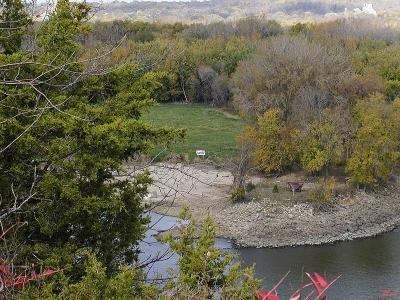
[123,162,239,220]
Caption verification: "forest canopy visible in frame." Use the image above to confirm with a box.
[84,16,400,187]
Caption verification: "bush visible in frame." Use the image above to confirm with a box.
[307,178,336,204]
[272,184,279,193]
[231,187,245,203]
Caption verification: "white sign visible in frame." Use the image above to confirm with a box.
[196,150,206,157]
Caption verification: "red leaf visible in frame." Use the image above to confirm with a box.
[306,272,341,300]
[0,224,19,239]
[256,272,339,300]
[314,273,328,289]
[256,290,280,300]
[257,272,290,300]
[29,270,38,281]
[0,265,61,291]
[0,264,10,276]
[38,268,60,278]
[257,291,269,299]
[9,275,29,289]
[306,272,328,295]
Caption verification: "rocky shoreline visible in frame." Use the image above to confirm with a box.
[138,162,400,249]
[215,188,400,248]
[153,187,400,249]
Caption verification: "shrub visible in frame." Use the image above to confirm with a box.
[307,178,336,204]
[231,187,245,203]
[272,184,279,193]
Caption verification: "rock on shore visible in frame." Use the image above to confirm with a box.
[215,188,400,248]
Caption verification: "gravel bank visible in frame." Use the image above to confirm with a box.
[133,162,400,248]
[215,188,400,248]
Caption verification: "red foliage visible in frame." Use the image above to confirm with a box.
[256,272,340,300]
[0,224,61,293]
[0,264,59,291]
[257,290,280,300]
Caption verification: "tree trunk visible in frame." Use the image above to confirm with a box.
[324,164,329,181]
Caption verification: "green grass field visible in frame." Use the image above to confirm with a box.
[143,103,243,160]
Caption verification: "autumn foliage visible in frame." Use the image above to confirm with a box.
[257,271,340,300]
[0,224,59,293]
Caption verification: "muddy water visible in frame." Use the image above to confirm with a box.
[140,213,400,299]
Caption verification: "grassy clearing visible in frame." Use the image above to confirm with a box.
[144,103,243,160]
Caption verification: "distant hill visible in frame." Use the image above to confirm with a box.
[85,0,400,24]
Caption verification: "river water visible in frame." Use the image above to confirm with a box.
[140,213,400,299]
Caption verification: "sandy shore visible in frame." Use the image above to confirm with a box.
[125,162,400,248]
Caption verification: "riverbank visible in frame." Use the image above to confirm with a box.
[216,187,400,248]
[132,162,400,248]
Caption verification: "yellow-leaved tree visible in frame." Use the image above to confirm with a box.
[247,108,298,174]
[347,94,400,187]
[300,118,344,179]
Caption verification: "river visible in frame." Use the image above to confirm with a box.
[140,212,400,299]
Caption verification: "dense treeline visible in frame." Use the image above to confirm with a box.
[85,20,188,45]
[84,17,281,106]
[86,17,400,188]
[87,17,400,106]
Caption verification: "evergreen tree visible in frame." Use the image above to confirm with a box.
[162,208,260,299]
[0,0,31,54]
[0,0,183,281]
